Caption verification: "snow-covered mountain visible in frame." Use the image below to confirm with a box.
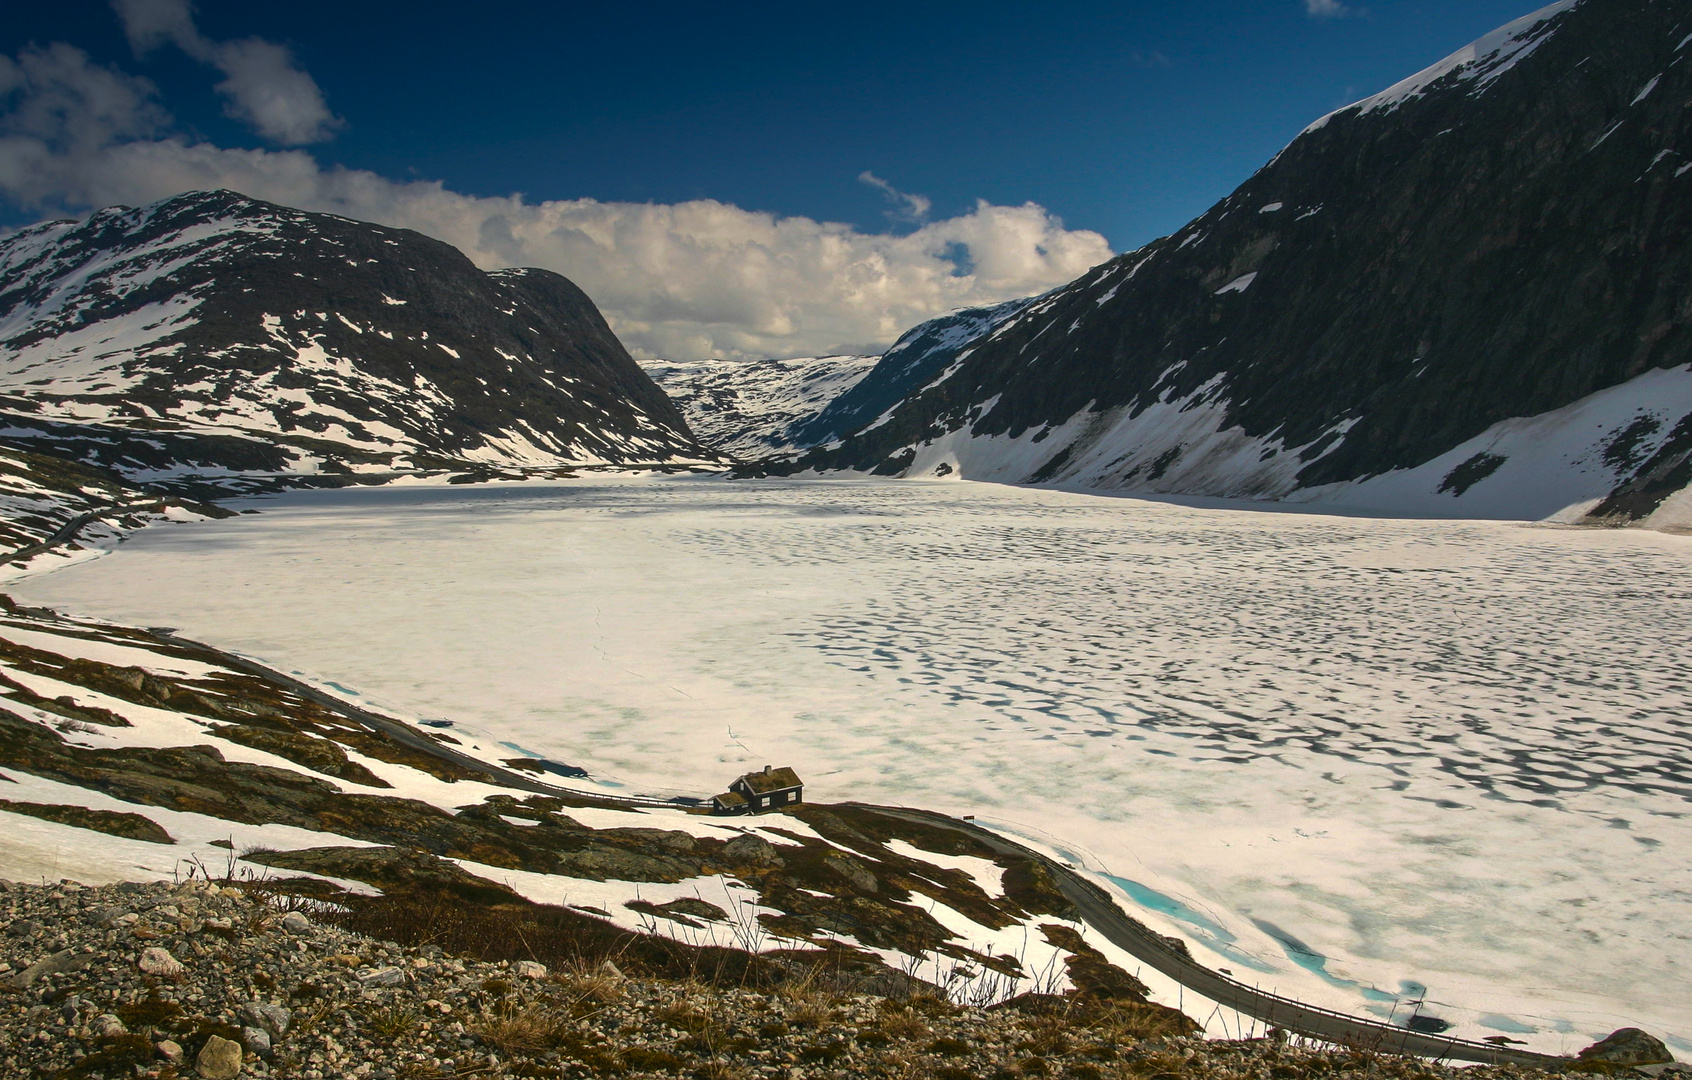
[0,190,712,490]
[759,0,1692,527]
[641,354,879,459]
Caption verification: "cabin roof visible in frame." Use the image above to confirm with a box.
[736,766,802,794]
[712,791,748,808]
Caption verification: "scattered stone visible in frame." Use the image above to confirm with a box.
[196,1033,243,1079]
[1578,1028,1675,1066]
[242,1024,272,1058]
[357,964,406,987]
[280,911,312,934]
[94,1012,127,1037]
[513,959,547,979]
[8,947,94,988]
[157,1039,184,1063]
[239,1000,292,1035]
[138,945,186,977]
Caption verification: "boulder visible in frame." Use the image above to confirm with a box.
[195,1034,242,1079]
[1578,1029,1675,1067]
[513,960,547,979]
[157,1040,184,1063]
[279,911,311,935]
[822,850,880,894]
[722,833,784,867]
[357,965,406,988]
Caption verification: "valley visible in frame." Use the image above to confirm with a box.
[7,474,1687,1053]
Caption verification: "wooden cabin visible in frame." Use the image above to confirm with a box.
[711,765,802,815]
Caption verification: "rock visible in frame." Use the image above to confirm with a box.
[242,1025,271,1058]
[157,1040,184,1063]
[723,833,785,866]
[513,960,547,979]
[138,946,186,977]
[822,850,879,893]
[357,965,406,988]
[94,1013,127,1037]
[196,1033,243,1079]
[279,911,311,935]
[9,948,95,988]
[238,1001,291,1036]
[1578,1029,1675,1067]
[92,905,128,926]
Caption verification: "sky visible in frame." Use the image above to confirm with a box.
[0,0,1558,359]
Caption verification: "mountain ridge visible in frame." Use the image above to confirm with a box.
[0,189,715,491]
[752,0,1692,527]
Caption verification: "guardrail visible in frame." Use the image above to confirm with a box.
[867,805,1568,1068]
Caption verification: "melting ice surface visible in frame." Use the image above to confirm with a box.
[11,474,1691,1050]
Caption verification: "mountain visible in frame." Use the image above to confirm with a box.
[757,0,1692,527]
[641,354,880,459]
[0,190,712,493]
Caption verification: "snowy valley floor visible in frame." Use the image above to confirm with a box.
[5,474,1688,1053]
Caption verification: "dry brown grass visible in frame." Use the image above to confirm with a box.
[467,1000,573,1055]
[779,965,843,1027]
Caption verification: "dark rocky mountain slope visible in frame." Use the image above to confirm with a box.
[760,0,1692,526]
[0,190,711,493]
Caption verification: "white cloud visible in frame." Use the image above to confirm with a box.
[0,46,1112,361]
[859,170,933,224]
[111,0,342,144]
[1304,0,1351,17]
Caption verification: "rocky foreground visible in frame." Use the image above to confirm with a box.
[3,876,1683,1080]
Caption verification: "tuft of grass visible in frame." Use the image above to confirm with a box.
[469,1001,573,1055]
[928,1035,972,1056]
[364,1003,420,1040]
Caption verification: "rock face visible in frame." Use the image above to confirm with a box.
[0,190,710,490]
[641,354,880,459]
[1578,1028,1675,1066]
[761,0,1692,526]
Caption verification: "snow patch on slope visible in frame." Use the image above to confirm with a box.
[1290,363,1692,520]
[1303,0,1580,133]
[643,355,880,459]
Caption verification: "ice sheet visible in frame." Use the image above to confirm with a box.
[9,475,1688,1047]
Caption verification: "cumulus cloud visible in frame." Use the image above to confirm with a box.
[0,46,1112,361]
[111,0,342,144]
[859,170,933,225]
[1304,0,1350,17]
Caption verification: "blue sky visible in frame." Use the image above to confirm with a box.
[0,0,1555,358]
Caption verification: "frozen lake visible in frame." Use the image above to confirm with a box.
[11,475,1690,1048]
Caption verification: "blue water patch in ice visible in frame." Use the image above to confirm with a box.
[324,681,362,696]
[1251,918,1399,1002]
[1479,1014,1539,1034]
[1101,874,1276,973]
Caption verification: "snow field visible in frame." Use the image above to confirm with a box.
[7,475,1690,1051]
